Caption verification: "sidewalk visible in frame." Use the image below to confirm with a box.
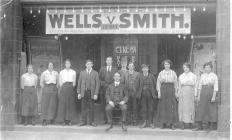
[1,125,230,140]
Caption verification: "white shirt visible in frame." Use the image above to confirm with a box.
[86,68,92,74]
[179,72,197,96]
[21,73,38,89]
[59,68,76,86]
[157,69,178,92]
[198,72,218,91]
[40,70,58,86]
[115,81,120,86]
[107,66,112,72]
[179,72,197,86]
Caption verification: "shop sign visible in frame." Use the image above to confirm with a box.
[46,8,191,34]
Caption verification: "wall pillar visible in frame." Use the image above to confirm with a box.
[216,0,230,132]
[1,0,23,130]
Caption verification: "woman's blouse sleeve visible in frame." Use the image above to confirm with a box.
[213,74,219,92]
[156,72,161,93]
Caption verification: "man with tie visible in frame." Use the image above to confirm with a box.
[105,72,128,131]
[99,57,118,124]
[136,64,157,128]
[77,59,100,127]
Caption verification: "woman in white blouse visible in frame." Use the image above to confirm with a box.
[195,62,218,131]
[156,59,178,129]
[40,62,59,126]
[178,63,197,129]
[21,64,38,126]
[56,59,77,125]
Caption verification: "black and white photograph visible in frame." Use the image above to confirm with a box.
[0,0,231,140]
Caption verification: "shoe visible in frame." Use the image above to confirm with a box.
[150,123,155,129]
[105,123,113,131]
[122,123,127,132]
[79,122,87,126]
[180,123,185,130]
[132,121,137,126]
[170,124,176,130]
[90,122,97,127]
[140,121,147,128]
[24,122,28,126]
[42,120,47,126]
[67,122,72,126]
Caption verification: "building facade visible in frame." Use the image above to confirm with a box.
[0,0,230,133]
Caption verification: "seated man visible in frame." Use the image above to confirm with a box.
[105,72,129,132]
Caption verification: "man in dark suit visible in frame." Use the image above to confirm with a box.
[105,72,128,131]
[77,59,100,127]
[136,64,157,128]
[99,57,118,124]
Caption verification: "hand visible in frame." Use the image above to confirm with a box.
[93,95,98,100]
[119,101,125,105]
[78,94,81,100]
[158,92,161,99]
[109,101,115,107]
[211,97,216,103]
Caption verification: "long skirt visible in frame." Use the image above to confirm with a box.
[178,85,195,123]
[21,86,38,117]
[41,84,58,121]
[195,85,217,123]
[156,83,178,124]
[56,82,76,121]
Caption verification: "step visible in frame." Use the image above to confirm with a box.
[5,125,229,138]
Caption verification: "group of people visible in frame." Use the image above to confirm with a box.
[20,57,218,132]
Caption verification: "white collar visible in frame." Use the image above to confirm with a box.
[115,81,120,85]
[86,68,92,72]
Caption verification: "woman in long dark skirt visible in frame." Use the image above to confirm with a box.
[194,62,218,131]
[57,59,77,125]
[156,59,178,129]
[40,62,59,126]
[21,64,38,126]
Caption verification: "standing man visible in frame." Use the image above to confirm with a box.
[99,57,118,124]
[118,59,128,85]
[40,62,59,126]
[105,72,128,131]
[126,62,139,125]
[136,64,157,128]
[57,59,76,125]
[77,60,100,127]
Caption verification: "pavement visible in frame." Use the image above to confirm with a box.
[0,125,230,140]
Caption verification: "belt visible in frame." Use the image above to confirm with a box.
[45,83,56,86]
[161,82,174,85]
[202,85,214,87]
[24,86,35,88]
[64,82,72,84]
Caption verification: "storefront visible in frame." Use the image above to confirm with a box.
[0,0,230,133]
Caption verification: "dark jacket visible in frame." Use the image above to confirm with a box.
[135,73,157,99]
[99,66,118,87]
[77,69,100,99]
[105,83,129,104]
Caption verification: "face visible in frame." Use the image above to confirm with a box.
[128,63,134,71]
[48,63,54,71]
[183,65,190,73]
[65,60,71,69]
[86,61,93,69]
[106,57,112,66]
[27,65,33,73]
[164,62,170,69]
[142,67,149,73]
[204,65,212,73]
[121,62,127,68]
[114,73,121,82]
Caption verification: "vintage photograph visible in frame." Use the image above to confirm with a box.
[0,0,230,140]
